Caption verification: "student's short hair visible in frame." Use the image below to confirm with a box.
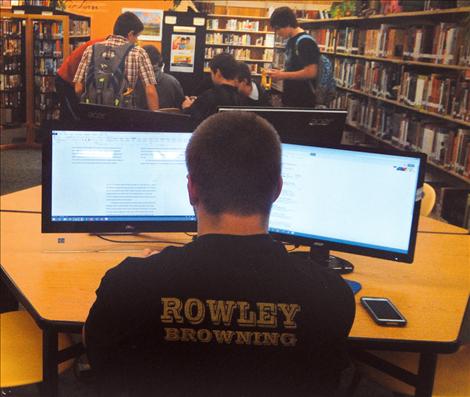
[208,53,239,80]
[236,62,252,84]
[186,112,281,216]
[113,12,144,37]
[269,6,298,29]
[142,45,162,66]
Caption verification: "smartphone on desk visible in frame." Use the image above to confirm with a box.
[360,297,407,327]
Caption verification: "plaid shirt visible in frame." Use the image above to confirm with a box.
[73,35,156,88]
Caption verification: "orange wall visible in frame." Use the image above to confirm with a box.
[64,0,173,50]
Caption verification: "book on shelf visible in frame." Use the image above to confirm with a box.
[307,28,336,53]
[33,20,63,40]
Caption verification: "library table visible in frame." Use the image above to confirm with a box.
[1,186,469,397]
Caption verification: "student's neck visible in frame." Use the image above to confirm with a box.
[197,212,268,236]
[290,27,304,37]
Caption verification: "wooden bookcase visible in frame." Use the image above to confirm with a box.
[204,7,273,76]
[295,6,470,186]
[1,9,90,149]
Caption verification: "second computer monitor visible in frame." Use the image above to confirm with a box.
[218,106,347,146]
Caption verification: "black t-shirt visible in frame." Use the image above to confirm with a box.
[184,84,242,125]
[86,234,355,397]
[283,32,320,107]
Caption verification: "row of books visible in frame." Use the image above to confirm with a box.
[34,75,55,93]
[331,92,470,177]
[309,29,335,53]
[1,106,22,125]
[35,92,56,111]
[399,72,469,121]
[0,58,22,73]
[2,38,21,56]
[0,74,21,90]
[34,39,62,57]
[70,20,90,36]
[1,90,22,108]
[311,24,469,66]
[205,47,273,63]
[207,19,266,32]
[34,107,60,125]
[333,58,470,121]
[206,33,274,47]
[33,21,63,40]
[1,19,22,36]
[70,40,88,52]
[35,57,61,76]
[333,58,401,99]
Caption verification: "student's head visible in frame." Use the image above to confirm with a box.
[269,7,298,39]
[208,53,239,85]
[113,12,144,43]
[142,45,163,67]
[186,112,282,220]
[236,62,253,97]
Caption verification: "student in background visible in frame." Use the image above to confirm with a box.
[73,12,159,110]
[135,45,185,109]
[268,6,320,107]
[55,37,104,121]
[182,53,242,124]
[84,111,355,396]
[236,62,270,107]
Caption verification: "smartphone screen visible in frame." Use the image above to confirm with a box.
[361,297,406,326]
[364,299,403,320]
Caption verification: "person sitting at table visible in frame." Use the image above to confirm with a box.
[84,111,356,396]
[181,53,242,125]
[236,61,270,107]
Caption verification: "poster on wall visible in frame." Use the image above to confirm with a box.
[169,34,196,73]
[122,8,163,41]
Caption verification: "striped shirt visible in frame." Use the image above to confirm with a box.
[73,35,156,88]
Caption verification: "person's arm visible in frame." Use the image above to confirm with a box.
[138,50,159,110]
[270,64,317,81]
[73,46,92,96]
[145,84,159,111]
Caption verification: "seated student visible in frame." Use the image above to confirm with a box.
[135,45,185,110]
[182,53,242,124]
[236,62,270,106]
[84,111,356,397]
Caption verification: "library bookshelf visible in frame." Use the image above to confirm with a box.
[205,10,274,76]
[1,9,90,149]
[297,7,470,186]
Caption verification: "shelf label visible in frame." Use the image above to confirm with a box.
[13,10,25,14]
[42,11,53,16]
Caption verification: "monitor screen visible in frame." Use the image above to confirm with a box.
[218,106,347,146]
[42,130,196,233]
[269,143,425,263]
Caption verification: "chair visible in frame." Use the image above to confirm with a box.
[420,183,436,216]
[0,311,73,389]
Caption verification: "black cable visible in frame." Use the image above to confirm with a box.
[94,234,186,245]
[0,209,41,214]
[418,231,469,235]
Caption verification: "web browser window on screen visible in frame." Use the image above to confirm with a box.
[270,144,420,254]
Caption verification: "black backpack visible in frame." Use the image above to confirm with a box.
[81,42,135,108]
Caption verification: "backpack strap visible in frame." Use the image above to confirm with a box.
[294,33,316,57]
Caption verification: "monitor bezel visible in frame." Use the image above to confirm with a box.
[269,143,426,264]
[42,128,197,234]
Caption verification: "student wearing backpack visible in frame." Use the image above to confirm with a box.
[268,7,335,107]
[73,12,159,110]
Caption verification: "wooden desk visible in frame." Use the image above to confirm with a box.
[1,186,469,397]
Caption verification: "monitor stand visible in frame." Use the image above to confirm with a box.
[289,246,354,274]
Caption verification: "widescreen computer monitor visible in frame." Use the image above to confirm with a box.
[218,106,347,146]
[43,130,425,271]
[42,129,196,233]
[269,143,426,270]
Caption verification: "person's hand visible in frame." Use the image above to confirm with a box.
[267,69,284,81]
[143,248,160,257]
[182,96,195,109]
